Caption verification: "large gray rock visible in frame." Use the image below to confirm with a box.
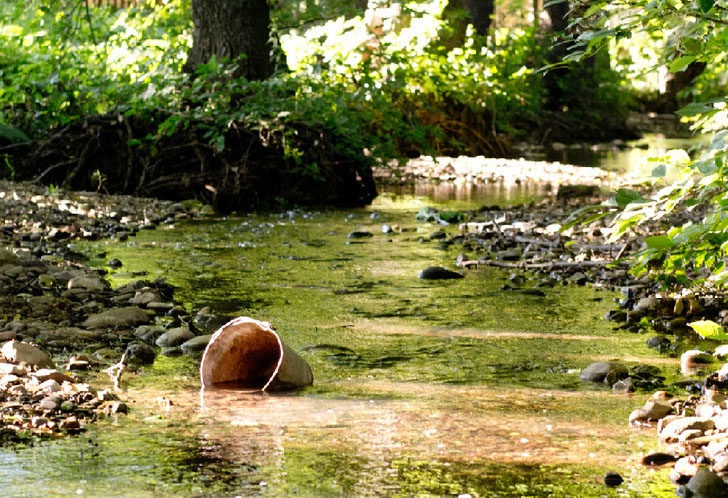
[629,400,674,424]
[686,467,728,497]
[580,361,628,384]
[1,340,55,369]
[156,327,195,348]
[181,334,212,355]
[81,306,150,329]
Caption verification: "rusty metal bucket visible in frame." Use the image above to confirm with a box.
[199,317,313,391]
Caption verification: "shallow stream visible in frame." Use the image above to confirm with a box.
[0,135,700,497]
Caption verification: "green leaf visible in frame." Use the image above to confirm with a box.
[651,164,667,177]
[676,102,719,117]
[669,55,697,73]
[615,188,649,208]
[699,0,714,13]
[689,320,728,341]
[0,124,29,143]
[644,235,675,249]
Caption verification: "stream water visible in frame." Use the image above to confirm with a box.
[0,135,701,497]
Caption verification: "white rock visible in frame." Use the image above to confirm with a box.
[1,340,55,369]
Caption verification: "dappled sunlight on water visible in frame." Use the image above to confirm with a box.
[1,181,691,496]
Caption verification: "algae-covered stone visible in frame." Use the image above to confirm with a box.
[81,306,150,329]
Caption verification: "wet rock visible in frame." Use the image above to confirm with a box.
[632,295,657,315]
[495,250,521,261]
[642,452,677,466]
[107,259,123,268]
[647,336,671,351]
[34,369,74,383]
[67,275,107,292]
[629,400,673,424]
[124,342,156,365]
[603,471,623,487]
[111,401,128,414]
[418,267,464,280]
[612,377,634,393]
[134,325,166,344]
[81,306,150,329]
[580,361,628,384]
[713,344,728,359]
[567,272,588,285]
[686,467,728,497]
[160,346,183,357]
[347,231,373,239]
[180,334,212,355]
[660,417,715,443]
[130,290,163,306]
[156,327,195,348]
[429,231,447,240]
[39,396,61,411]
[1,340,55,369]
[605,310,628,322]
[681,350,715,374]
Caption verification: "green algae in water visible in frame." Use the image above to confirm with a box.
[59,201,683,496]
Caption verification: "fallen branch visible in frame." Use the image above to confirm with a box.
[458,259,628,270]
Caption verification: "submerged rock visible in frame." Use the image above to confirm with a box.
[180,334,212,355]
[156,327,195,348]
[580,361,628,384]
[418,267,464,280]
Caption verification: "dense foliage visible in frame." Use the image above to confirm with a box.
[560,0,728,290]
[0,0,636,177]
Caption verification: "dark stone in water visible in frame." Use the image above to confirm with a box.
[646,336,671,351]
[418,267,464,280]
[108,259,123,268]
[603,472,623,487]
[125,342,156,365]
[429,231,447,240]
[347,231,373,239]
[642,452,677,466]
[605,310,628,322]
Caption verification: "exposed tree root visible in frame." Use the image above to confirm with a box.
[17,113,377,211]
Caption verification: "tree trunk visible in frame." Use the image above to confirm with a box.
[439,0,494,49]
[465,0,494,36]
[184,0,273,81]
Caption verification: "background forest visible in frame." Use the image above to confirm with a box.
[1,0,728,213]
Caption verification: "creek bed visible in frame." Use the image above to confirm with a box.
[0,192,683,497]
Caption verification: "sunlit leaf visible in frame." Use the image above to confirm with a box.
[676,101,721,116]
[615,188,649,208]
[689,320,728,341]
[669,55,697,73]
[644,235,674,249]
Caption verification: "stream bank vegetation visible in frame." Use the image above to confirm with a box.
[0,0,687,211]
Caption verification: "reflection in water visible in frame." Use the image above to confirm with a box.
[0,138,700,497]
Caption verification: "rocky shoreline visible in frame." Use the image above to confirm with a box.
[0,181,222,443]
